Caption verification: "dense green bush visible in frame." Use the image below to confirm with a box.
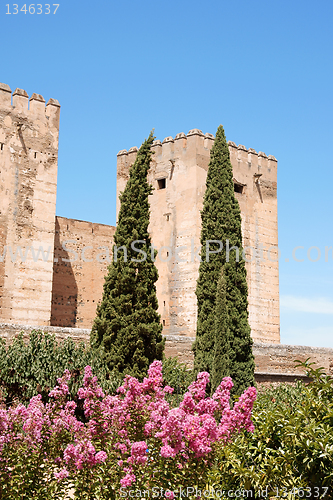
[162,355,195,406]
[211,361,333,496]
[0,331,120,406]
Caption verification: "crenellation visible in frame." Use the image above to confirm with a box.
[12,88,29,111]
[45,99,60,129]
[117,149,128,156]
[187,128,204,137]
[0,83,12,107]
[162,136,174,143]
[152,140,162,158]
[161,137,174,158]
[29,93,46,115]
[258,151,269,172]
[174,133,187,154]
[237,144,248,164]
[203,132,214,150]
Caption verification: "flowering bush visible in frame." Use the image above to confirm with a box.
[0,361,256,499]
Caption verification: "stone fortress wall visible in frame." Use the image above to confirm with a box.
[0,83,60,325]
[0,82,331,383]
[51,217,116,328]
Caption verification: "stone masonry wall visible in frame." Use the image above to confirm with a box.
[117,130,279,343]
[0,83,60,325]
[1,323,332,385]
[51,216,116,328]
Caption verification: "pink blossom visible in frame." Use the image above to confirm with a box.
[54,467,69,481]
[120,470,136,487]
[95,450,107,463]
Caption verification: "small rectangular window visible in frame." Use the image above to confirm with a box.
[0,143,4,151]
[157,178,166,190]
[162,319,165,326]
[234,183,243,194]
[34,152,37,159]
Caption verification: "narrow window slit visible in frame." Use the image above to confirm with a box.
[157,178,166,190]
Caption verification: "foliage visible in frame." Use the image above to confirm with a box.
[162,356,195,406]
[0,331,120,406]
[0,362,256,499]
[91,131,164,381]
[193,125,254,396]
[210,361,333,496]
[211,268,230,394]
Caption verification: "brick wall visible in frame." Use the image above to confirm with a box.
[51,217,116,328]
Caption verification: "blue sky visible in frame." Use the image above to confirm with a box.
[1,0,333,347]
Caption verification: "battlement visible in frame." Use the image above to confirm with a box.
[0,83,60,125]
[117,129,278,188]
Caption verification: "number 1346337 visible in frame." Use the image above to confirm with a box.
[6,4,59,14]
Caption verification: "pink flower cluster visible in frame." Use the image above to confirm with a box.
[0,361,256,491]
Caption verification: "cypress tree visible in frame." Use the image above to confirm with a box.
[91,132,164,380]
[193,125,255,395]
[211,267,230,394]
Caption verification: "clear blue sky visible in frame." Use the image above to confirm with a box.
[1,0,333,347]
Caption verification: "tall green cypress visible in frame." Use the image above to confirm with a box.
[193,125,255,395]
[211,267,230,394]
[91,132,164,380]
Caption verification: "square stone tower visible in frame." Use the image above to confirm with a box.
[0,83,60,325]
[117,129,279,343]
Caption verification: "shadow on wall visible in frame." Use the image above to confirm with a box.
[51,219,78,327]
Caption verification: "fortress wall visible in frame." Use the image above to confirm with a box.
[0,323,332,385]
[229,143,279,343]
[0,83,60,325]
[51,216,116,328]
[116,130,279,343]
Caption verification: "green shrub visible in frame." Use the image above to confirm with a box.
[162,356,194,406]
[0,330,120,406]
[210,361,333,496]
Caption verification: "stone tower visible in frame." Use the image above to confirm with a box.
[0,83,60,325]
[117,129,279,343]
